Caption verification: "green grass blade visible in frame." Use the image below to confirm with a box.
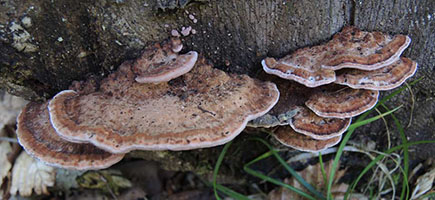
[215,184,250,200]
[246,138,326,200]
[246,150,274,166]
[213,141,234,200]
[244,166,316,200]
[346,140,435,198]
[318,152,328,188]
[381,104,410,200]
[347,105,402,130]
[328,79,422,199]
[326,106,402,199]
[244,150,317,199]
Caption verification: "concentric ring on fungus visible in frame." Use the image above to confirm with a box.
[305,88,379,119]
[289,106,351,140]
[17,102,124,170]
[272,126,342,152]
[335,57,417,91]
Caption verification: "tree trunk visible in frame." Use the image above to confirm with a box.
[1,0,434,175]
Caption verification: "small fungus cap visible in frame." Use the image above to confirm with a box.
[321,26,411,70]
[262,58,336,88]
[16,102,124,170]
[289,106,351,140]
[272,126,341,152]
[48,58,280,153]
[133,38,198,83]
[305,88,379,118]
[335,57,417,90]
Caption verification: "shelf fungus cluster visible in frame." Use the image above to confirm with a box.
[16,38,280,170]
[16,27,417,168]
[254,26,417,152]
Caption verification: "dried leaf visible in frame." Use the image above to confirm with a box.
[0,92,28,129]
[0,139,12,187]
[10,152,55,197]
[411,166,435,199]
[77,170,132,195]
[267,178,298,200]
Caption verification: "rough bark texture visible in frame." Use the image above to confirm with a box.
[1,0,434,174]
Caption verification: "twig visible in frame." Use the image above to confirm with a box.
[404,82,415,128]
[375,107,391,149]
[0,137,18,143]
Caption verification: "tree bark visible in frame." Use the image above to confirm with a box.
[1,0,434,174]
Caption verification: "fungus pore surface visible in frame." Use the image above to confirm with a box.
[17,102,124,170]
[48,59,280,153]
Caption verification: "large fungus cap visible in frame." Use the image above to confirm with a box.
[335,57,417,90]
[305,87,379,118]
[132,38,198,83]
[262,58,336,88]
[272,126,341,152]
[48,58,279,153]
[17,102,124,170]
[321,26,410,70]
[289,106,351,140]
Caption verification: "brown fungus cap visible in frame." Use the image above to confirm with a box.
[305,88,379,118]
[321,26,410,70]
[272,126,341,152]
[262,57,336,88]
[132,38,198,83]
[289,106,351,140]
[17,102,124,170]
[335,57,417,90]
[48,58,279,153]
[262,27,410,87]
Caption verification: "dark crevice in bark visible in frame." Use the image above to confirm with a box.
[349,0,356,25]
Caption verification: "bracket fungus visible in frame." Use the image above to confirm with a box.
[335,57,417,91]
[16,38,278,169]
[17,102,124,170]
[289,106,351,140]
[321,26,410,70]
[272,126,342,152]
[305,88,379,119]
[48,58,279,153]
[262,26,411,88]
[132,38,198,83]
[248,78,352,152]
[257,26,417,152]
[262,58,336,88]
